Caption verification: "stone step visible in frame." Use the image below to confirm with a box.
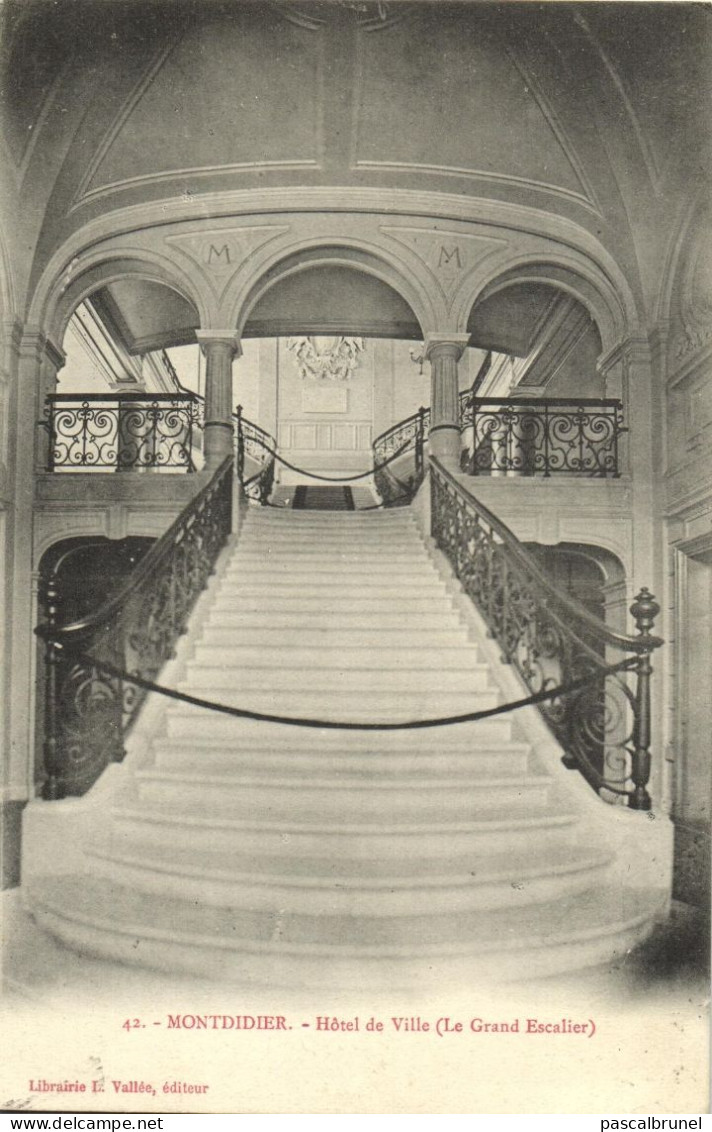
[206,594,458,615]
[223,561,440,579]
[170,684,500,720]
[210,586,450,608]
[215,573,447,592]
[235,542,422,556]
[246,512,413,525]
[28,876,664,987]
[160,708,516,745]
[205,609,463,630]
[110,805,579,859]
[150,737,532,776]
[86,842,612,914]
[191,641,480,665]
[242,526,415,540]
[133,769,553,819]
[198,625,470,649]
[183,661,492,692]
[230,548,423,562]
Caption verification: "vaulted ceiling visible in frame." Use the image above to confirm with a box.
[1,0,709,326]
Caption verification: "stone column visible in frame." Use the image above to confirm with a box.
[5,328,61,818]
[111,382,148,473]
[35,336,65,474]
[424,334,470,466]
[196,331,241,468]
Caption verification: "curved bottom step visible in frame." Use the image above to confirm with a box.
[27,876,665,991]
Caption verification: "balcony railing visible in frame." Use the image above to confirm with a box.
[40,393,202,472]
[372,395,625,487]
[460,396,625,477]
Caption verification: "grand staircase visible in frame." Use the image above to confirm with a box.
[26,505,667,989]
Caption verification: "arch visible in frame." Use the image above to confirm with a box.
[526,540,626,592]
[452,256,635,356]
[39,250,206,347]
[232,241,438,339]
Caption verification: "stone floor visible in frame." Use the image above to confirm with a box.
[2,890,708,1115]
[2,888,708,1013]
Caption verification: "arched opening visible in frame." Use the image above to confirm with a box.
[48,279,202,474]
[232,259,436,506]
[467,281,603,398]
[461,278,624,478]
[34,536,155,796]
[523,541,628,791]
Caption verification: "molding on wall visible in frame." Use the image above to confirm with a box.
[72,24,191,209]
[571,12,662,196]
[75,162,323,214]
[18,62,72,187]
[505,44,603,215]
[664,483,712,523]
[354,161,599,215]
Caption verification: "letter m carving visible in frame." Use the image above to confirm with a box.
[206,243,231,266]
[438,245,462,269]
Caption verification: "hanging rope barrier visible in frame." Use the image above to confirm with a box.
[53,645,639,734]
[241,433,413,482]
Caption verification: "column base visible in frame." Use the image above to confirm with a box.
[204,422,234,467]
[429,424,461,466]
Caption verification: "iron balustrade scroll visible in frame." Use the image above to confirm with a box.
[36,455,234,798]
[373,405,428,505]
[429,458,662,808]
[41,393,202,472]
[371,388,486,469]
[235,405,277,504]
[460,396,625,477]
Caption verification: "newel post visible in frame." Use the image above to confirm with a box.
[415,406,426,477]
[628,587,661,811]
[235,404,245,483]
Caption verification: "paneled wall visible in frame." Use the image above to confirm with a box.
[664,205,712,907]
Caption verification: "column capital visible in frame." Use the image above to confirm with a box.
[16,327,66,369]
[1,318,24,354]
[597,334,651,376]
[195,330,242,358]
[43,337,66,371]
[423,333,470,362]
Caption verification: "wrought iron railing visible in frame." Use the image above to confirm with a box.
[36,455,233,798]
[235,405,277,504]
[41,393,202,472]
[372,405,429,504]
[460,396,625,477]
[373,405,429,464]
[429,457,662,808]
